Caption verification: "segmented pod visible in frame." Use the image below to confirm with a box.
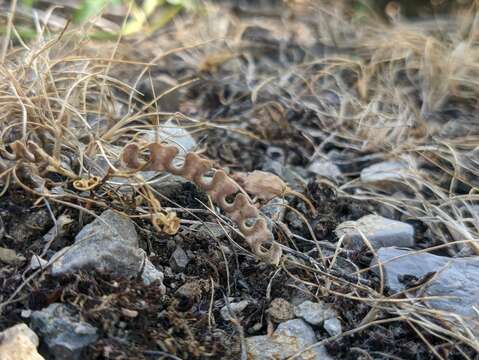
[121,142,282,265]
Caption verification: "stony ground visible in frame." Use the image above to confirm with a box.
[1,1,479,359]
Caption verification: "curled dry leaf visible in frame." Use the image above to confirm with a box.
[120,142,282,265]
[233,170,287,201]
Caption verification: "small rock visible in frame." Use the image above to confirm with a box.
[261,197,287,223]
[335,215,414,250]
[83,155,110,179]
[360,160,412,186]
[0,246,25,265]
[30,255,47,270]
[169,246,190,272]
[41,214,74,249]
[145,120,196,154]
[30,303,98,360]
[323,318,342,336]
[50,210,166,290]
[308,159,342,180]
[21,309,32,319]
[141,257,166,293]
[51,211,137,275]
[372,247,479,334]
[0,323,44,360]
[294,300,337,326]
[246,319,333,360]
[266,146,285,164]
[267,298,294,322]
[220,300,250,321]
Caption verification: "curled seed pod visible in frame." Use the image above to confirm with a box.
[1,140,36,162]
[73,176,101,191]
[121,142,282,265]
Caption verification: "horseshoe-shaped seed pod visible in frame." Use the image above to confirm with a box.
[0,140,36,162]
[121,142,282,265]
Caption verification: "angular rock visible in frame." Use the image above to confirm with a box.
[0,323,44,360]
[246,319,333,360]
[335,215,414,250]
[294,300,337,326]
[169,246,190,272]
[308,159,342,181]
[141,257,166,292]
[372,247,479,333]
[30,303,98,360]
[30,255,47,270]
[323,318,342,336]
[220,300,250,321]
[51,210,142,277]
[261,197,287,223]
[83,155,110,179]
[50,210,165,288]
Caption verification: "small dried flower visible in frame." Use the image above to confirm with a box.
[154,212,180,235]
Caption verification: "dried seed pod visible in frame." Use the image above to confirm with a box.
[73,176,101,191]
[121,142,282,265]
[1,140,35,161]
[233,170,287,201]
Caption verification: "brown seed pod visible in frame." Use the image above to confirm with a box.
[73,176,101,191]
[121,142,282,265]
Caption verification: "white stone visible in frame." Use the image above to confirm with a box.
[308,159,342,180]
[323,318,342,336]
[246,319,333,360]
[294,300,337,326]
[335,214,414,250]
[0,323,44,360]
[30,255,47,270]
[220,300,250,321]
